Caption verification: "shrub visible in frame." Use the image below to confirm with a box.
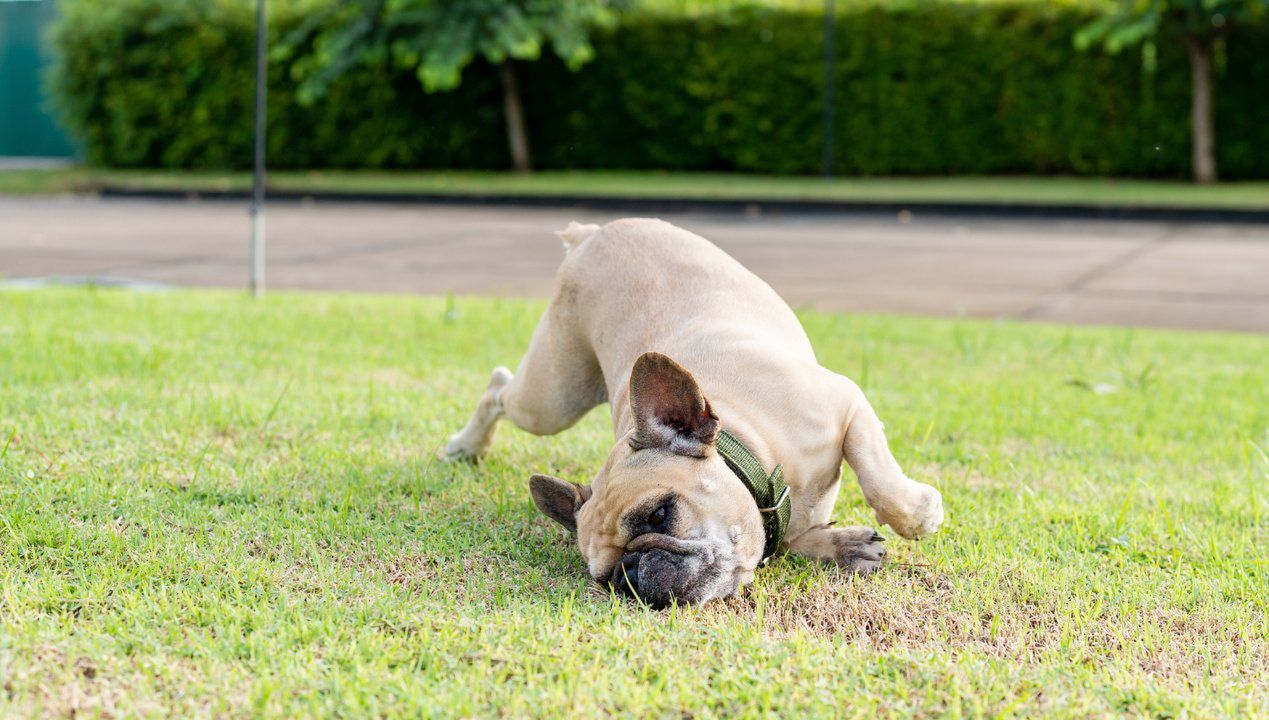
[50,0,507,170]
[48,0,1269,177]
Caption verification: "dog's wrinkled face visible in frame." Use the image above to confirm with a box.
[530,353,765,608]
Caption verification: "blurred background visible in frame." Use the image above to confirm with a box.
[2,0,1267,330]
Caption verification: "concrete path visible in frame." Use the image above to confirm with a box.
[2,196,1266,332]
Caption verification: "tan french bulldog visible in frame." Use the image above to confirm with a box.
[446,218,943,607]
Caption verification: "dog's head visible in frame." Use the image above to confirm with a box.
[530,352,766,607]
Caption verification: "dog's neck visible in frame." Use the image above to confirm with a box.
[715,428,790,563]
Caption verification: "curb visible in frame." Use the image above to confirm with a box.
[96,187,1269,225]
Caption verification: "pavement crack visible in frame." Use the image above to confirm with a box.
[1017,224,1188,321]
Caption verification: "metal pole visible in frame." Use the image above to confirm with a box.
[822,0,835,178]
[249,0,267,297]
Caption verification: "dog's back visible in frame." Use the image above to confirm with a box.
[552,219,844,471]
[557,218,815,367]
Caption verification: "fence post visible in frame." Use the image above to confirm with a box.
[822,0,835,178]
[249,0,267,298]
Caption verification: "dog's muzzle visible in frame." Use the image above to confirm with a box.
[605,534,730,608]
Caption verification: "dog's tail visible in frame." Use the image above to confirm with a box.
[555,222,600,254]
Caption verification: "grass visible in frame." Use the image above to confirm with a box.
[3,167,1269,210]
[0,288,1266,718]
[636,0,1091,12]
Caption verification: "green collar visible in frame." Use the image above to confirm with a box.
[715,429,790,565]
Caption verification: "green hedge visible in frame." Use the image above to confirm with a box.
[49,0,1269,178]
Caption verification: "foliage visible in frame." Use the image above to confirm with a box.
[1074,0,1268,182]
[278,0,621,102]
[47,0,257,168]
[1076,0,1268,51]
[1,288,1267,716]
[47,0,1269,177]
[50,0,508,169]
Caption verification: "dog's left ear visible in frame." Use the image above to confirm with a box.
[629,352,719,457]
[529,474,592,533]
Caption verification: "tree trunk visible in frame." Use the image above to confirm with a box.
[1184,35,1217,184]
[499,61,532,173]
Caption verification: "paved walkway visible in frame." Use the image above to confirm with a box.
[2,196,1266,332]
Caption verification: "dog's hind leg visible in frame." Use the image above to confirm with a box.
[446,298,605,460]
[836,377,944,540]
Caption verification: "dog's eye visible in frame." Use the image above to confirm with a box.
[648,506,667,527]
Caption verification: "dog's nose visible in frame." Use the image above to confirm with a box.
[607,550,681,609]
[608,552,642,599]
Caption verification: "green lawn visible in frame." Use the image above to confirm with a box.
[4,168,1269,210]
[1,289,1265,718]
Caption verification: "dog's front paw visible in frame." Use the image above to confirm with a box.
[443,433,481,462]
[874,481,943,540]
[442,366,514,463]
[833,526,887,575]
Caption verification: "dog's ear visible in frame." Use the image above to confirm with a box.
[629,352,719,457]
[529,474,592,533]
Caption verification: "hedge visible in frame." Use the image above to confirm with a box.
[48,0,1269,178]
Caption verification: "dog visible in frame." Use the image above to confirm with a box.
[446,218,943,607]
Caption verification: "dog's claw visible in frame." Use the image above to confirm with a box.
[833,526,887,575]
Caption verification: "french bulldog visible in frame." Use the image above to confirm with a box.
[446,218,943,607]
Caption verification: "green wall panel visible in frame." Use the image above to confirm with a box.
[0,0,77,157]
